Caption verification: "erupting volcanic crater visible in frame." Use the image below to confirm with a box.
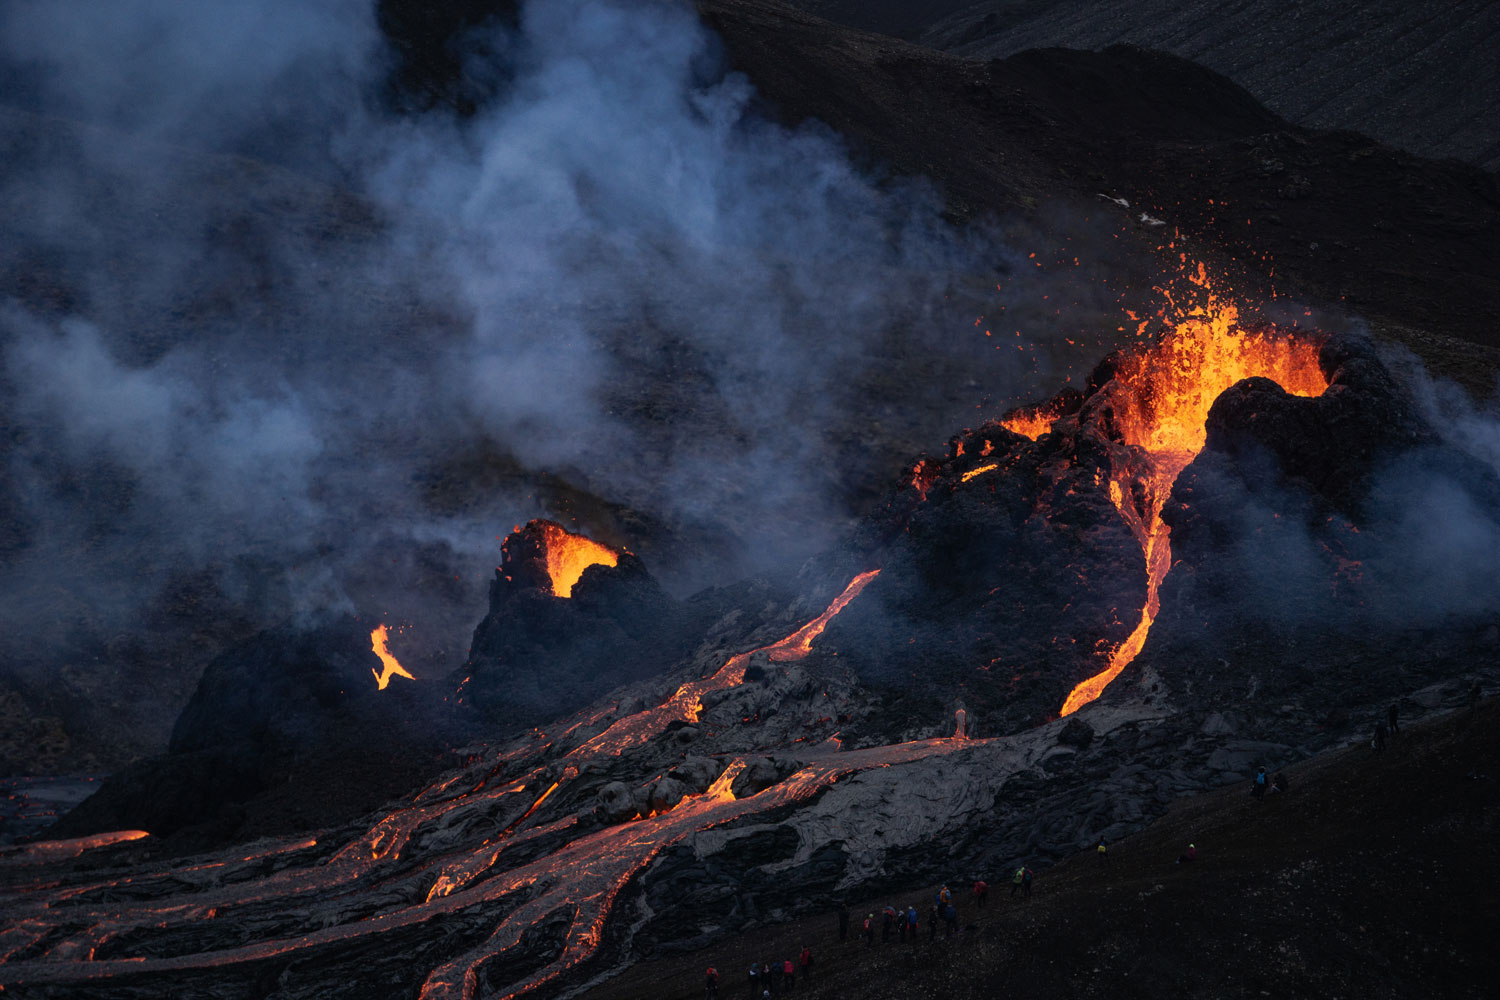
[4,270,1497,1000]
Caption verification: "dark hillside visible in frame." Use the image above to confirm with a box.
[700,1,1500,374]
[792,0,1500,172]
[583,697,1500,1000]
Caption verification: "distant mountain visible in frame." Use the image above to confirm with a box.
[789,0,1500,172]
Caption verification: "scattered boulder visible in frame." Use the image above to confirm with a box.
[594,781,636,824]
[732,758,783,798]
[669,757,723,792]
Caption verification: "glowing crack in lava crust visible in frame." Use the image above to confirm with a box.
[538,522,619,598]
[1048,269,1329,715]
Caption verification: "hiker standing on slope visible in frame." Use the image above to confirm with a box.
[748,961,759,998]
[1021,866,1034,898]
[1097,837,1109,863]
[1011,866,1025,896]
[799,946,812,983]
[706,966,719,1000]
[974,878,989,906]
[1251,766,1268,798]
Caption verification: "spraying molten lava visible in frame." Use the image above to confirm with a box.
[1056,267,1327,714]
[536,522,619,598]
[370,624,416,690]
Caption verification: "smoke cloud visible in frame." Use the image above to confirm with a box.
[0,0,1109,761]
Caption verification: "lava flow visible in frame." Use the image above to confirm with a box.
[571,569,880,758]
[0,570,903,1000]
[371,623,416,690]
[1058,268,1327,714]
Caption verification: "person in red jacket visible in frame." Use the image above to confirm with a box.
[705,966,719,1000]
[782,957,795,991]
[799,945,813,982]
[973,878,988,907]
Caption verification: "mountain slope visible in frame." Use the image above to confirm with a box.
[582,694,1500,1000]
[700,1,1500,373]
[791,0,1500,172]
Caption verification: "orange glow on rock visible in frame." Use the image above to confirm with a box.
[1000,403,1064,441]
[960,463,998,483]
[1060,266,1327,716]
[2,829,149,864]
[371,624,416,690]
[537,523,618,598]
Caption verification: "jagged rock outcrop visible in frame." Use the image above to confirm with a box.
[461,520,723,726]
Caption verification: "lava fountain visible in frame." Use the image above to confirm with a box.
[1018,265,1329,714]
[500,520,621,598]
[370,624,416,690]
[538,523,619,598]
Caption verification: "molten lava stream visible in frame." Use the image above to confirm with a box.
[416,737,975,1000]
[0,572,897,996]
[370,624,415,690]
[1057,307,1328,716]
[567,570,880,758]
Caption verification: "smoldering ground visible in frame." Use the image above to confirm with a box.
[0,0,1121,767]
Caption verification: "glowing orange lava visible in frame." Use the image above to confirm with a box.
[0,571,902,1000]
[538,523,618,598]
[766,570,881,662]
[1000,403,1064,441]
[1059,267,1327,715]
[960,463,998,483]
[370,624,416,690]
[0,829,149,864]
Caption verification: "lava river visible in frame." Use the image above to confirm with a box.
[0,569,971,1000]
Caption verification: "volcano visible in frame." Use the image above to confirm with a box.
[6,269,1495,998]
[3,1,1499,998]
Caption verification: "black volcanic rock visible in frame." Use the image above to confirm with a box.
[822,355,1162,734]
[52,617,452,843]
[462,522,712,726]
[1125,333,1500,718]
[1197,333,1434,514]
[169,617,383,755]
